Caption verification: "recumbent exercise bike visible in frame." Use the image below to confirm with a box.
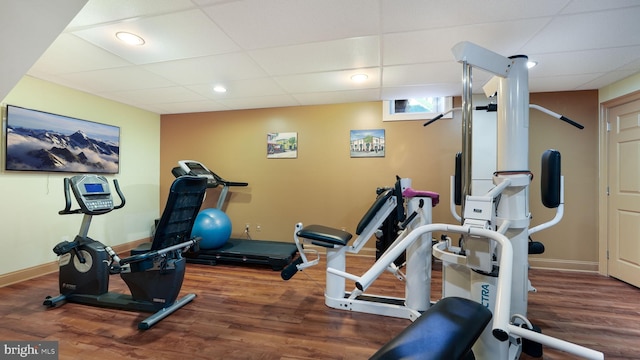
[43,174,207,330]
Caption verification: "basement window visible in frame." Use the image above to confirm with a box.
[382,97,453,121]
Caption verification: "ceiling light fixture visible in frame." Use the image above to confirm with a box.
[213,85,227,93]
[527,60,538,69]
[115,32,145,46]
[350,74,368,82]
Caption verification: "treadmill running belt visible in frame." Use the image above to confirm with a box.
[185,238,298,270]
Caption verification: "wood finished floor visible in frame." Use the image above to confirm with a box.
[0,256,638,359]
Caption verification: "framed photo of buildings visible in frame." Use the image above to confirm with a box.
[267,132,298,159]
[350,129,385,158]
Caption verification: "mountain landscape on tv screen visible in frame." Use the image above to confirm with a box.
[6,126,119,173]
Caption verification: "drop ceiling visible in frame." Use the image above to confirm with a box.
[25,0,640,114]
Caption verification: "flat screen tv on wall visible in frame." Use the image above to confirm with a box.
[5,105,120,174]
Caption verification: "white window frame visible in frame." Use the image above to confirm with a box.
[382,97,453,122]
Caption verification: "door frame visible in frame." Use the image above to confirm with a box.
[598,89,640,276]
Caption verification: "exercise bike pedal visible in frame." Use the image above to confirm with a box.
[43,295,65,308]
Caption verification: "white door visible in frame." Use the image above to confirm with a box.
[608,97,640,287]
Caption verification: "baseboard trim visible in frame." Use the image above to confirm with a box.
[306,245,599,272]
[1,241,599,288]
[0,238,151,288]
[529,258,599,272]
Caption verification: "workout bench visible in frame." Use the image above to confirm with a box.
[370,297,492,360]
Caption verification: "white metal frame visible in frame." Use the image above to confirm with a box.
[434,41,603,360]
[292,179,437,321]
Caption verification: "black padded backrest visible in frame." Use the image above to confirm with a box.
[150,176,208,251]
[369,297,492,360]
[355,189,394,235]
[541,149,561,209]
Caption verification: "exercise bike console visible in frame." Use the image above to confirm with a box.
[59,174,125,216]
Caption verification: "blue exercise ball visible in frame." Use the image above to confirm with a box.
[191,208,232,250]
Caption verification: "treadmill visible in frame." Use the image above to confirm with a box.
[172,160,298,270]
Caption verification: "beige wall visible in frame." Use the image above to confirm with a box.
[599,72,640,103]
[1,76,161,277]
[161,90,599,270]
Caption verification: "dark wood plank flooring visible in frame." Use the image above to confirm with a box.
[0,256,638,359]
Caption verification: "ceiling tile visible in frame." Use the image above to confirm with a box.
[108,86,207,104]
[67,0,196,27]
[522,7,640,53]
[154,100,231,114]
[15,0,640,114]
[29,33,131,75]
[202,0,380,49]
[274,68,381,93]
[249,36,380,76]
[143,53,268,85]
[187,78,286,99]
[293,89,381,106]
[560,0,640,14]
[57,67,176,92]
[383,63,473,87]
[218,94,300,110]
[529,46,640,77]
[380,0,569,33]
[71,9,240,64]
[383,18,551,66]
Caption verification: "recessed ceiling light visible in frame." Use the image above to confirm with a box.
[527,60,538,69]
[213,85,227,93]
[351,74,368,82]
[115,32,145,46]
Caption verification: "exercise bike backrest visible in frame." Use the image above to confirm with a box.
[59,174,125,216]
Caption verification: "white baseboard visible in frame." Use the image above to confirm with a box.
[529,257,599,272]
[307,244,599,272]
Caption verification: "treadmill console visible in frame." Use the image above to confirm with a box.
[178,160,217,187]
[68,175,114,215]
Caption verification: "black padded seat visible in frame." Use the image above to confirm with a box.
[369,297,492,360]
[296,225,353,247]
[297,189,394,248]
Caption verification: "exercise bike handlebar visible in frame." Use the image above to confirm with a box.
[118,237,201,266]
[112,179,126,209]
[59,178,78,215]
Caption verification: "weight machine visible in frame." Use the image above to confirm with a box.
[283,176,440,321]
[286,41,604,359]
[371,42,604,359]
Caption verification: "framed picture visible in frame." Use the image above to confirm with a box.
[350,129,385,158]
[5,104,120,174]
[267,132,297,159]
